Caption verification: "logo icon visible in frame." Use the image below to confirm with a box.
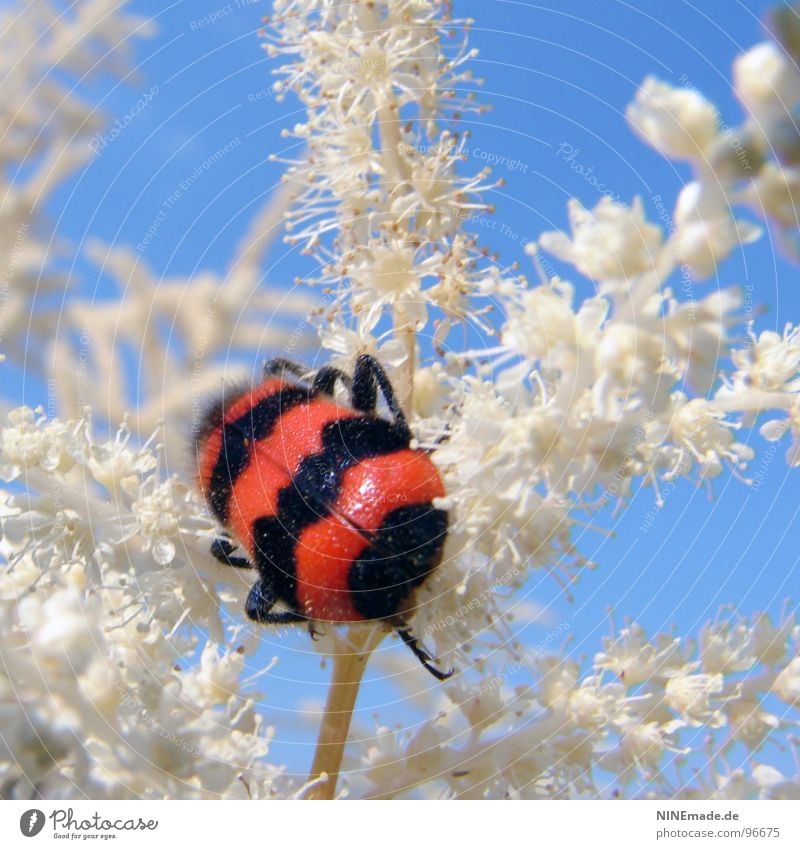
[20,810,45,837]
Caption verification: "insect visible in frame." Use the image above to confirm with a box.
[194,354,452,680]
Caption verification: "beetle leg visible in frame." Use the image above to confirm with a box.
[263,357,309,381]
[312,366,352,397]
[396,627,453,681]
[210,538,252,569]
[351,354,412,439]
[246,579,308,625]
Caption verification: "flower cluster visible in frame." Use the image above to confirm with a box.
[627,15,800,265]
[0,0,314,467]
[0,408,285,798]
[264,0,499,361]
[49,231,317,469]
[0,1,154,364]
[344,614,799,798]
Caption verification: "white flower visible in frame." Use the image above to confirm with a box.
[748,612,795,666]
[346,242,427,330]
[742,162,800,228]
[0,407,281,798]
[699,620,756,674]
[87,423,157,494]
[665,671,725,727]
[452,678,510,731]
[734,42,800,124]
[501,282,598,368]
[627,77,720,160]
[772,655,800,706]
[540,197,663,282]
[664,288,743,393]
[595,623,686,685]
[267,0,491,350]
[535,657,580,712]
[132,478,187,566]
[617,722,667,775]
[730,326,800,394]
[568,677,624,730]
[760,400,800,467]
[187,643,246,707]
[0,407,78,481]
[671,182,761,279]
[668,397,753,479]
[594,323,667,388]
[752,764,800,799]
[726,696,780,750]
[17,587,102,670]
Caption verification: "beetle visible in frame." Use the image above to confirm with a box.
[194,354,451,680]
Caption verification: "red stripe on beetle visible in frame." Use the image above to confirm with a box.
[222,378,287,424]
[229,455,293,553]
[294,449,445,622]
[295,516,369,622]
[256,396,360,474]
[333,449,446,531]
[198,426,223,495]
[227,396,360,552]
[196,379,287,497]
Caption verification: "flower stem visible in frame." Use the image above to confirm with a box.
[393,303,416,417]
[374,65,416,418]
[305,625,384,799]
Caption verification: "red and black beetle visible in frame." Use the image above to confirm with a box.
[194,354,451,679]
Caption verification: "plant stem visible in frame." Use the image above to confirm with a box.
[374,63,416,418]
[305,625,384,799]
[393,303,417,417]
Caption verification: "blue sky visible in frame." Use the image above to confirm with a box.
[28,0,799,783]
